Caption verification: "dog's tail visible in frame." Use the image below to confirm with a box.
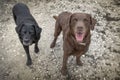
[53,15,58,20]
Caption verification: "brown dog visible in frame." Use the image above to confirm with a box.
[50,12,96,75]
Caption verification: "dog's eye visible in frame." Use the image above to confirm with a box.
[23,31,26,34]
[29,32,31,34]
[29,31,34,34]
[73,18,78,22]
[84,19,88,22]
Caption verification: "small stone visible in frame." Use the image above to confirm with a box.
[50,49,54,53]
[82,55,85,57]
[105,62,111,66]
[22,54,25,57]
[17,52,20,55]
[13,50,16,52]
[1,57,4,60]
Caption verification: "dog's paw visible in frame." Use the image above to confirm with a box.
[50,43,55,48]
[34,47,39,53]
[61,67,68,76]
[76,61,83,66]
[26,60,32,66]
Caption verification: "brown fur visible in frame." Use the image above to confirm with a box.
[50,12,96,75]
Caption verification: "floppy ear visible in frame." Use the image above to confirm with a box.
[68,14,73,28]
[15,24,24,34]
[68,14,75,35]
[34,25,42,40]
[90,15,97,30]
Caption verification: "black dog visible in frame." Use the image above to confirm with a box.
[12,3,42,65]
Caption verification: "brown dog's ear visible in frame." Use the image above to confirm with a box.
[68,14,73,34]
[68,14,73,29]
[53,15,58,20]
[90,15,97,30]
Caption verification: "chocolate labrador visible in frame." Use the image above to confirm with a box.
[12,3,42,66]
[50,12,96,75]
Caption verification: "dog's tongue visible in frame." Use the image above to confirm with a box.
[75,33,84,42]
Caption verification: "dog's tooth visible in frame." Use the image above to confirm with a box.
[79,43,86,46]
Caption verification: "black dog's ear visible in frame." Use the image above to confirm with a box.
[15,24,24,34]
[34,25,42,40]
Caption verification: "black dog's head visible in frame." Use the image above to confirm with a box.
[16,23,42,46]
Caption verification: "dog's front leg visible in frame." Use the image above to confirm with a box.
[23,45,32,66]
[34,41,39,53]
[61,52,69,75]
[76,52,84,66]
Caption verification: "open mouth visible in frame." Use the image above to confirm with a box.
[75,32,85,43]
[23,41,32,46]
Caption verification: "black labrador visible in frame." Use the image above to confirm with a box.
[12,3,42,66]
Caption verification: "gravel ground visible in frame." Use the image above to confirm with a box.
[0,0,120,80]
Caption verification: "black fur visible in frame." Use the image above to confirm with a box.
[12,3,42,66]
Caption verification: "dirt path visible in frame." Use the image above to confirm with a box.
[0,0,120,80]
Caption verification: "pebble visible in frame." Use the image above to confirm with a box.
[1,57,4,60]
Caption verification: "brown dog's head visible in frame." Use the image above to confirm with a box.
[69,13,96,43]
